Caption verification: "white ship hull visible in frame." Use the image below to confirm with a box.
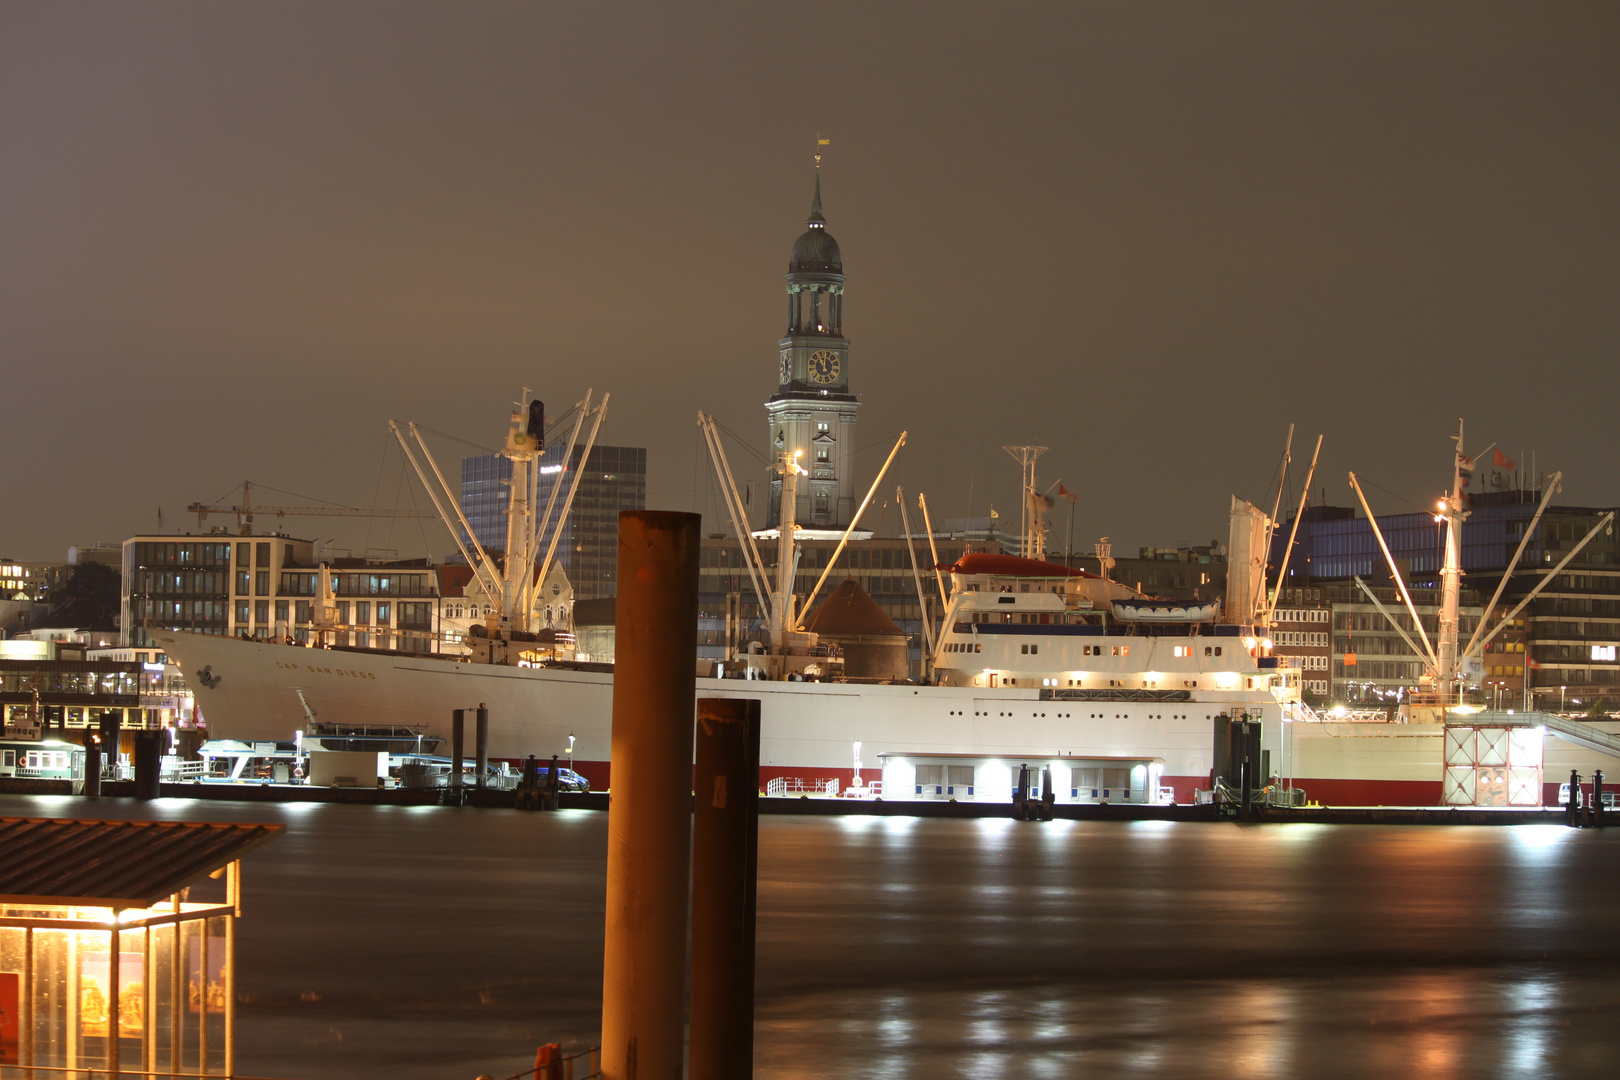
[153,631,1618,806]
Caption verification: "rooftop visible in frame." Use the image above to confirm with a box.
[0,817,284,907]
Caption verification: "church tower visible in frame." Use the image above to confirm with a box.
[766,167,861,531]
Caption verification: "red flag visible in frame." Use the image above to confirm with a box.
[1057,483,1078,503]
[1493,449,1516,470]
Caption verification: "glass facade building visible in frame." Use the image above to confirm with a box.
[459,454,514,552]
[461,446,648,600]
[534,445,647,601]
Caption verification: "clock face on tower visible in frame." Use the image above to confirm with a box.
[779,350,791,383]
[808,349,842,385]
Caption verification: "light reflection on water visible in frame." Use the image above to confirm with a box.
[7,796,1620,1079]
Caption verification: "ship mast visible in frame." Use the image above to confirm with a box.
[771,448,807,649]
[1435,419,1469,701]
[499,391,543,632]
[1004,445,1049,559]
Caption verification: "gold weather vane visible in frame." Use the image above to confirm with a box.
[815,134,830,167]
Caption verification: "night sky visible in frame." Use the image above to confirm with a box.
[3,3,1616,564]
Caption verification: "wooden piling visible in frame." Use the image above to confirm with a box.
[600,511,700,1080]
[475,703,489,790]
[689,697,761,1080]
[451,709,465,796]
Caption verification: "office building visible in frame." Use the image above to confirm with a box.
[534,443,647,601]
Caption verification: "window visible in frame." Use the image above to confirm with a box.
[235,601,249,625]
[916,764,944,795]
[254,600,269,624]
[236,542,250,567]
[275,600,289,622]
[296,600,311,623]
[255,570,269,596]
[236,571,250,595]
[355,602,371,625]
[256,542,270,568]
[376,603,391,625]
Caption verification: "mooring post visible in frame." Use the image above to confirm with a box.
[1568,769,1580,827]
[1239,757,1252,821]
[100,708,121,786]
[134,732,162,800]
[601,511,701,1080]
[475,703,489,791]
[81,733,101,798]
[689,697,761,1080]
[451,709,465,798]
[1594,769,1605,827]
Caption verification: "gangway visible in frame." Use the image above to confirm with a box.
[1459,711,1620,759]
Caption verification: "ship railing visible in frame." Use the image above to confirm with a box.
[13,766,77,780]
[1040,688,1193,702]
[765,776,841,798]
[1282,701,1326,724]
[1199,779,1308,808]
[307,721,434,738]
[160,757,208,781]
[1285,703,1395,724]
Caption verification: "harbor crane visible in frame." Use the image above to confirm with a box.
[187,482,437,535]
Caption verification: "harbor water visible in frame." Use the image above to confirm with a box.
[5,794,1619,1079]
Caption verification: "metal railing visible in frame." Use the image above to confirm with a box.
[161,758,209,781]
[765,776,840,797]
[1461,709,1620,759]
[494,1044,601,1080]
[0,1068,295,1079]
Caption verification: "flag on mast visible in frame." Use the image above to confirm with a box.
[1057,483,1077,503]
[1493,449,1516,470]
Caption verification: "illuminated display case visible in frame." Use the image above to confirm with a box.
[0,817,282,1079]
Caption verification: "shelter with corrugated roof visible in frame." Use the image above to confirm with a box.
[0,816,282,1078]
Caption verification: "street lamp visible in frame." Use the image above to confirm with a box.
[1561,685,1568,713]
[567,732,576,770]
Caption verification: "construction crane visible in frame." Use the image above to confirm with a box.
[187,482,437,535]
